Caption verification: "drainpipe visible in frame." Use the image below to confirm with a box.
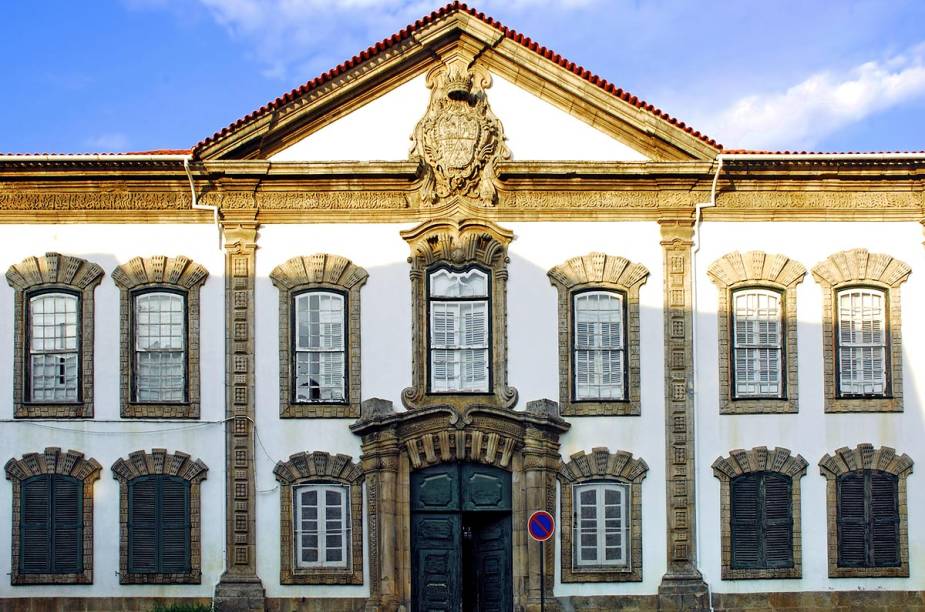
[183,157,222,250]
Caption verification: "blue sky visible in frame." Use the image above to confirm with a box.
[3,0,925,153]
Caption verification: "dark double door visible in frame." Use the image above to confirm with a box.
[411,462,513,612]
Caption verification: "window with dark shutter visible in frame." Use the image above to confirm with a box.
[837,469,899,568]
[128,475,190,574]
[730,472,793,570]
[20,474,83,574]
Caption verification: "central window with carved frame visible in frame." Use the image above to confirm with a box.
[427,266,490,394]
[293,483,351,569]
[133,290,187,403]
[836,287,888,398]
[292,290,347,404]
[573,481,630,569]
[573,290,626,402]
[731,288,784,399]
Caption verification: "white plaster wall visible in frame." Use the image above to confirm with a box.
[269,71,648,163]
[0,224,226,598]
[695,221,925,594]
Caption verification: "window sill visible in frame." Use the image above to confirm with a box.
[561,399,639,417]
[722,566,801,580]
[721,398,797,415]
[829,564,908,579]
[120,570,200,585]
[14,402,91,418]
[281,402,358,418]
[123,402,199,419]
[826,397,902,413]
[281,566,362,585]
[12,570,92,585]
[561,564,641,583]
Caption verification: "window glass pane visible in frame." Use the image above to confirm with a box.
[429,268,488,297]
[294,292,346,403]
[574,292,625,400]
[837,289,887,395]
[134,293,186,402]
[30,353,79,402]
[732,289,782,398]
[29,293,80,402]
[574,483,629,567]
[295,484,349,568]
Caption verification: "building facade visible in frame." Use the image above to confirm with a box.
[1,4,923,611]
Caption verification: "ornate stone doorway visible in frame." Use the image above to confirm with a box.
[352,399,568,612]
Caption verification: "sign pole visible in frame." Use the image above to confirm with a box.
[527,510,555,612]
[539,538,545,612]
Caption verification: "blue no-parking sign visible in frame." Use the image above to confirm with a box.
[527,510,555,542]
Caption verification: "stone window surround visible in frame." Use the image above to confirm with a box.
[818,443,913,578]
[5,253,104,418]
[812,249,910,413]
[111,255,209,419]
[273,451,364,585]
[270,254,368,418]
[111,449,208,585]
[548,253,650,416]
[5,448,101,585]
[557,447,648,583]
[707,251,806,415]
[400,216,518,411]
[711,446,808,580]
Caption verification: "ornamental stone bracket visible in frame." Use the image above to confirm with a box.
[351,397,569,612]
[410,61,510,208]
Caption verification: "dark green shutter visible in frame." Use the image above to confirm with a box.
[128,476,191,574]
[160,477,191,573]
[837,472,868,567]
[20,476,51,574]
[730,474,760,568]
[762,473,793,569]
[869,471,900,567]
[52,476,83,573]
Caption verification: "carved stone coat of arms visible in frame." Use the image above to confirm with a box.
[410,65,510,206]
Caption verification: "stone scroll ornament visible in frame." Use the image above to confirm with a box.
[410,64,510,207]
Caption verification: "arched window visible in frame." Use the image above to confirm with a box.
[730,471,793,569]
[573,291,625,401]
[573,481,630,567]
[428,267,490,393]
[293,483,351,568]
[836,288,887,397]
[293,290,346,402]
[731,288,783,399]
[836,470,899,568]
[134,291,186,402]
[28,292,80,403]
[128,475,191,574]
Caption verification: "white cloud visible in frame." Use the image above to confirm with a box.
[85,132,131,151]
[702,45,925,150]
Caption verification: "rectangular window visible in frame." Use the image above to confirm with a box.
[837,470,900,568]
[294,484,350,568]
[294,291,346,402]
[429,268,489,393]
[28,293,79,402]
[732,289,782,398]
[134,292,186,402]
[573,291,625,400]
[128,476,190,574]
[20,475,83,574]
[573,482,629,567]
[730,472,793,569]
[837,288,887,396]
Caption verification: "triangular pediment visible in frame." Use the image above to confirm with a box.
[194,4,720,162]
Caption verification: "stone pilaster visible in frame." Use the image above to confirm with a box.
[657,219,709,611]
[214,211,265,611]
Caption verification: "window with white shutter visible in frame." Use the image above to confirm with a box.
[134,291,186,402]
[836,288,887,396]
[28,292,80,402]
[293,291,346,402]
[573,291,625,401]
[731,289,783,398]
[294,484,350,569]
[573,482,630,568]
[428,267,490,393]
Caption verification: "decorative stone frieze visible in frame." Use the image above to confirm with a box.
[351,397,568,611]
[5,253,104,418]
[548,253,649,416]
[269,254,368,418]
[812,249,910,413]
[711,447,808,580]
[273,451,364,585]
[557,448,648,583]
[400,214,518,412]
[818,444,913,578]
[111,255,209,419]
[110,449,208,585]
[707,251,806,414]
[5,448,101,585]
[410,63,510,207]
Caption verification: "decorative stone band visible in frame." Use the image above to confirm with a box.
[557,448,648,583]
[712,446,808,580]
[111,256,209,419]
[6,252,104,418]
[273,451,364,585]
[110,449,209,585]
[548,253,649,416]
[270,254,369,418]
[5,448,102,585]
[818,443,914,579]
[811,249,911,413]
[400,215,518,411]
[707,251,806,415]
